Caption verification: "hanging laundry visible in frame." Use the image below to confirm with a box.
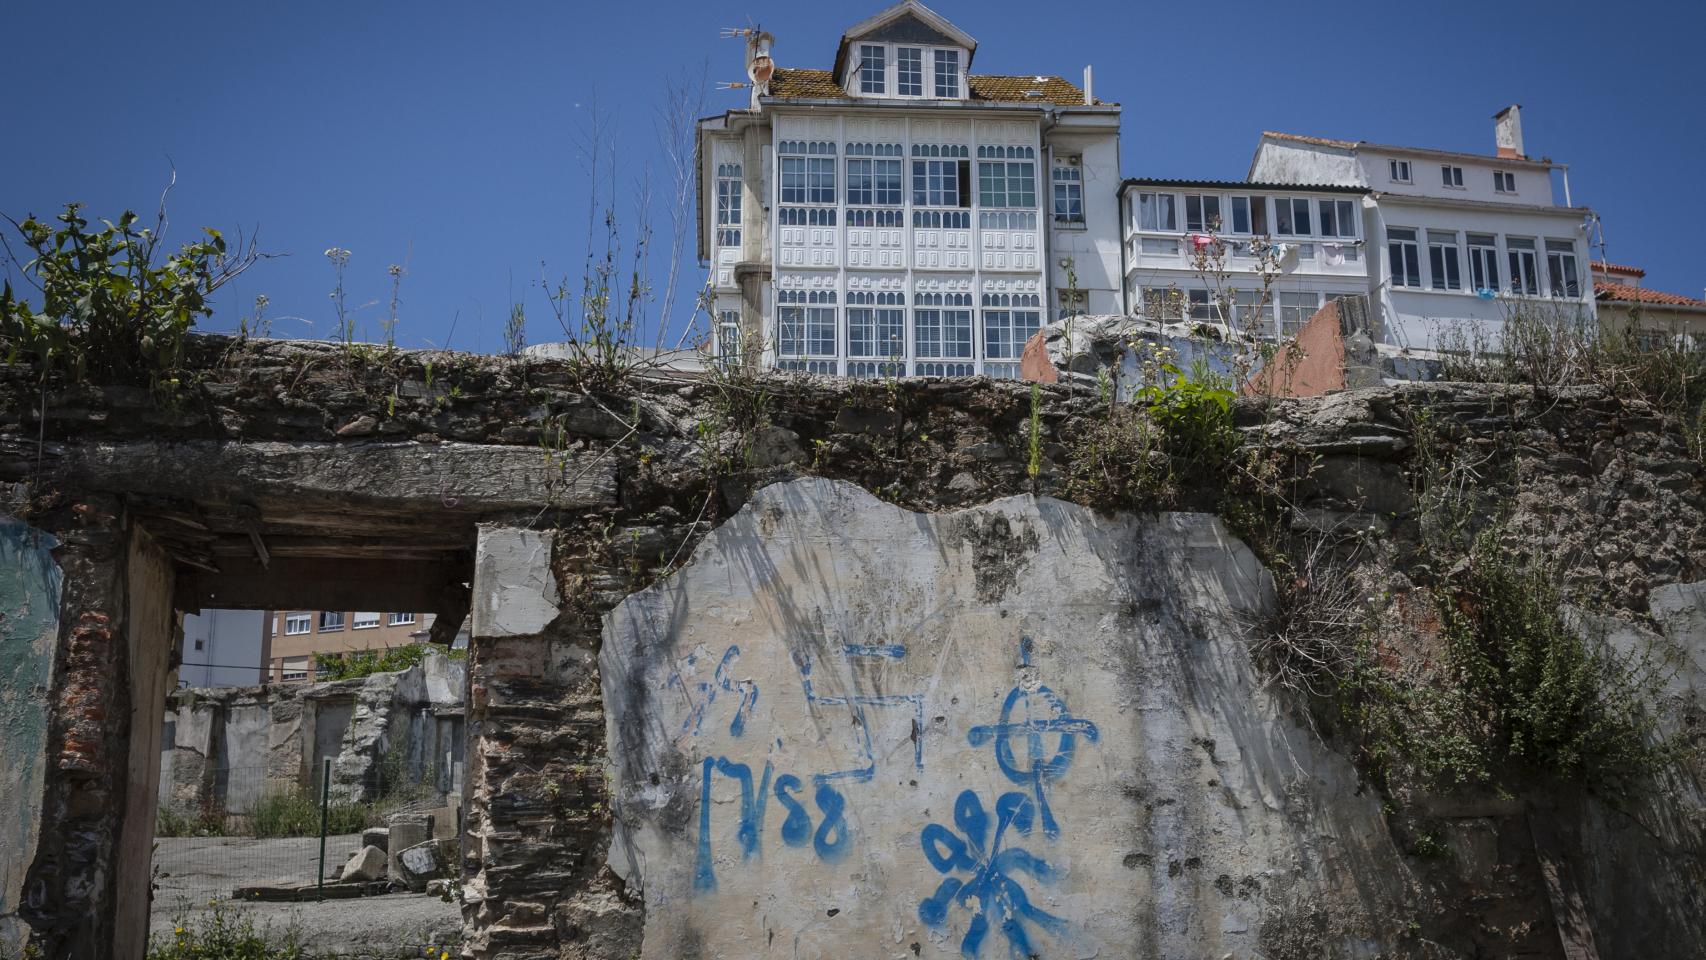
[1190,234,1216,250]
[1322,243,1345,266]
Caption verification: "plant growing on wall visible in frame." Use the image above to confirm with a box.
[1,195,260,389]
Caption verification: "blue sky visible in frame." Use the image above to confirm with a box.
[5,0,1700,352]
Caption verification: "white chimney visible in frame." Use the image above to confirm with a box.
[1494,104,1524,159]
[1082,65,1093,105]
[745,30,774,110]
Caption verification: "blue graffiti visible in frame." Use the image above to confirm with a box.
[670,645,759,738]
[796,643,924,784]
[919,789,1066,958]
[967,642,1099,838]
[697,758,850,892]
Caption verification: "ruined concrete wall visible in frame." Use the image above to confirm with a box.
[0,521,62,956]
[601,478,1421,958]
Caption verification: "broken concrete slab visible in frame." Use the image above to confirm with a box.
[387,814,433,885]
[339,845,387,883]
[396,839,454,893]
[472,527,558,638]
[361,827,389,852]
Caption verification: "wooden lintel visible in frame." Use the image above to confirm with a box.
[175,554,471,613]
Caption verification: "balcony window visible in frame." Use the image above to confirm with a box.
[1507,238,1539,295]
[1234,290,1273,337]
[859,44,885,94]
[319,611,344,632]
[1277,292,1320,336]
[1545,239,1580,297]
[847,292,905,360]
[353,612,381,629]
[1184,195,1221,233]
[717,311,742,365]
[977,147,1036,208]
[1427,230,1462,291]
[1137,192,1177,231]
[913,292,973,360]
[1387,227,1422,288]
[715,163,741,247]
[1274,198,1312,236]
[981,297,1041,360]
[1467,233,1500,293]
[1186,289,1223,323]
[1317,199,1357,238]
[911,146,970,208]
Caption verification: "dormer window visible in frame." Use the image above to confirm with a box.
[859,45,885,94]
[896,47,924,96]
[934,49,960,98]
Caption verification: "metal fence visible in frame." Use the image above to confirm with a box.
[151,759,456,908]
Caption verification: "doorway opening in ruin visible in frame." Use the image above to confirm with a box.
[133,497,477,952]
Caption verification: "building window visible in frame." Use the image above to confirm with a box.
[896,47,923,96]
[1317,199,1357,238]
[1138,192,1177,231]
[859,44,885,94]
[847,292,905,360]
[1277,292,1320,336]
[1051,158,1083,224]
[715,163,741,247]
[281,657,310,681]
[1234,289,1273,337]
[284,613,311,636]
[353,612,381,629]
[912,155,969,207]
[1184,194,1222,233]
[1388,159,1412,183]
[1545,239,1580,297]
[1494,170,1517,193]
[976,147,1036,208]
[1427,230,1462,291]
[716,311,743,366]
[1467,233,1500,293]
[847,156,903,206]
[982,307,1041,360]
[1441,165,1464,187]
[1387,227,1421,288]
[1274,198,1312,236]
[779,156,835,205]
[1141,287,1185,323]
[779,306,838,359]
[913,293,973,360]
[933,49,959,98]
[319,611,344,632]
[1229,195,1267,235]
[1506,238,1539,295]
[1186,289,1223,323]
[388,613,417,626]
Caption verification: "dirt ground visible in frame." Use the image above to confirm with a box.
[150,834,461,956]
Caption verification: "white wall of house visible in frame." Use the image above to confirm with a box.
[1048,117,1123,317]
[179,609,266,688]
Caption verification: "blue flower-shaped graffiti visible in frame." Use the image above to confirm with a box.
[967,683,1099,838]
[918,789,1067,958]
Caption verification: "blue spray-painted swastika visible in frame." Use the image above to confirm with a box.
[796,642,925,785]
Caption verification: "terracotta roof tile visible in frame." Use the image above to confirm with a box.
[1590,259,1645,278]
[1594,279,1705,307]
[767,68,1107,106]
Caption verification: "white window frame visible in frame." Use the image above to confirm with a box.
[319,611,344,632]
[858,44,885,95]
[1183,194,1222,233]
[1051,157,1083,224]
[1317,198,1357,239]
[1427,230,1462,291]
[1277,292,1320,336]
[982,309,1041,360]
[1441,165,1464,188]
[284,614,311,636]
[1467,233,1500,293]
[1387,227,1422,288]
[353,612,381,629]
[1388,159,1412,183]
[715,163,741,247]
[1494,170,1517,194]
[1274,197,1312,237]
[716,310,742,365]
[1137,192,1178,232]
[933,49,960,98]
[1506,237,1539,296]
[388,613,417,626]
[896,47,924,97]
[1545,239,1581,298]
[1233,289,1273,337]
[978,157,1036,209]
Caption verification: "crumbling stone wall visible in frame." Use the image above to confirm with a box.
[1,337,1704,959]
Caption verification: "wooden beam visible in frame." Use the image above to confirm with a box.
[175,554,472,613]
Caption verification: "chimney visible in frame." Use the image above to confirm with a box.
[745,30,774,110]
[1494,104,1525,159]
[1082,65,1093,105]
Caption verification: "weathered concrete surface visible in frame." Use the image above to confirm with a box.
[602,478,1417,959]
[0,521,61,957]
[472,527,558,638]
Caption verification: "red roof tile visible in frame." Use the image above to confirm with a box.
[1590,259,1645,278]
[1594,279,1705,307]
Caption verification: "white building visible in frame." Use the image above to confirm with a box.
[696,0,1122,377]
[179,609,267,687]
[1248,106,1596,349]
[1119,178,1372,338]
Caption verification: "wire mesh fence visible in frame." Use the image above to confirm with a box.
[151,759,458,908]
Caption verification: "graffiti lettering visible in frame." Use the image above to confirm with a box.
[670,645,759,739]
[696,758,852,892]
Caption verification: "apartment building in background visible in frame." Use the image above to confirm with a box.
[1119,178,1372,338]
[1248,106,1597,349]
[267,610,433,681]
[698,0,1123,377]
